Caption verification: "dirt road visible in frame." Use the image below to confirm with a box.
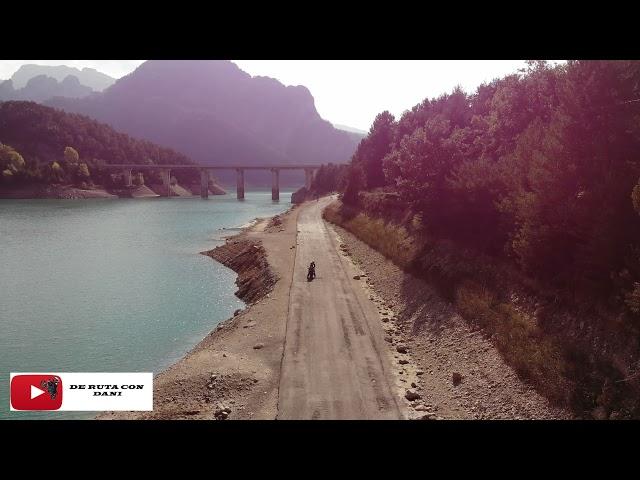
[277,197,403,419]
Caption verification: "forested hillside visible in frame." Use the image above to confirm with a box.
[0,101,193,188]
[345,60,640,309]
[327,60,640,418]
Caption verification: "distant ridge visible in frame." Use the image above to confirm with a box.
[333,123,368,135]
[11,64,115,91]
[0,75,94,102]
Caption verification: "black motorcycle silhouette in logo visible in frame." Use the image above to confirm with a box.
[41,377,60,400]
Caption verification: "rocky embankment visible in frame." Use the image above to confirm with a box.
[129,185,160,198]
[202,239,278,305]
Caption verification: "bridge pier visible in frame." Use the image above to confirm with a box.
[305,168,314,190]
[271,168,280,201]
[236,168,245,200]
[123,169,132,187]
[200,169,209,199]
[161,169,171,197]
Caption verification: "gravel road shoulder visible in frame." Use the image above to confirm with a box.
[329,221,572,419]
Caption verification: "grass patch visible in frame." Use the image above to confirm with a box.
[455,281,569,404]
[323,202,420,269]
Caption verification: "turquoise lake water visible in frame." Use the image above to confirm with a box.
[0,190,294,419]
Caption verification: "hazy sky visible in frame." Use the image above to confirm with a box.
[1,60,536,131]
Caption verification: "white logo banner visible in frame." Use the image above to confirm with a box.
[10,372,153,411]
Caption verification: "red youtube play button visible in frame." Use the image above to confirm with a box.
[10,374,63,411]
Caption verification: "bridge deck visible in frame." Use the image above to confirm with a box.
[107,164,321,170]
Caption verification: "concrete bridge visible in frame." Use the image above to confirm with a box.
[107,164,320,200]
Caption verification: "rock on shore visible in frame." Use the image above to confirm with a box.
[201,239,278,304]
[129,185,160,198]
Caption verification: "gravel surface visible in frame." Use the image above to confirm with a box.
[330,222,572,420]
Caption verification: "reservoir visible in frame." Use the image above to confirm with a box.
[0,190,293,419]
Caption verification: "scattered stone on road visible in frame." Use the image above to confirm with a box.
[405,390,421,401]
[214,404,232,420]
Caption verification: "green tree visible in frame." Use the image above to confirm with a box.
[76,163,91,185]
[64,146,79,165]
[47,161,65,184]
[310,163,349,195]
[342,162,365,205]
[0,143,25,169]
[349,111,395,191]
[0,143,26,183]
[383,117,463,229]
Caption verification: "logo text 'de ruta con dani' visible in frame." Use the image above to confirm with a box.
[9,372,153,411]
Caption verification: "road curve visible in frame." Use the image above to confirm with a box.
[277,197,402,419]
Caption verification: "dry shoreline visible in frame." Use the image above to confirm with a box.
[0,182,227,199]
[0,185,118,199]
[97,206,300,420]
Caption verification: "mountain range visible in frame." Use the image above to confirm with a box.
[45,61,359,178]
[10,64,115,91]
[0,64,117,103]
[0,75,94,102]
